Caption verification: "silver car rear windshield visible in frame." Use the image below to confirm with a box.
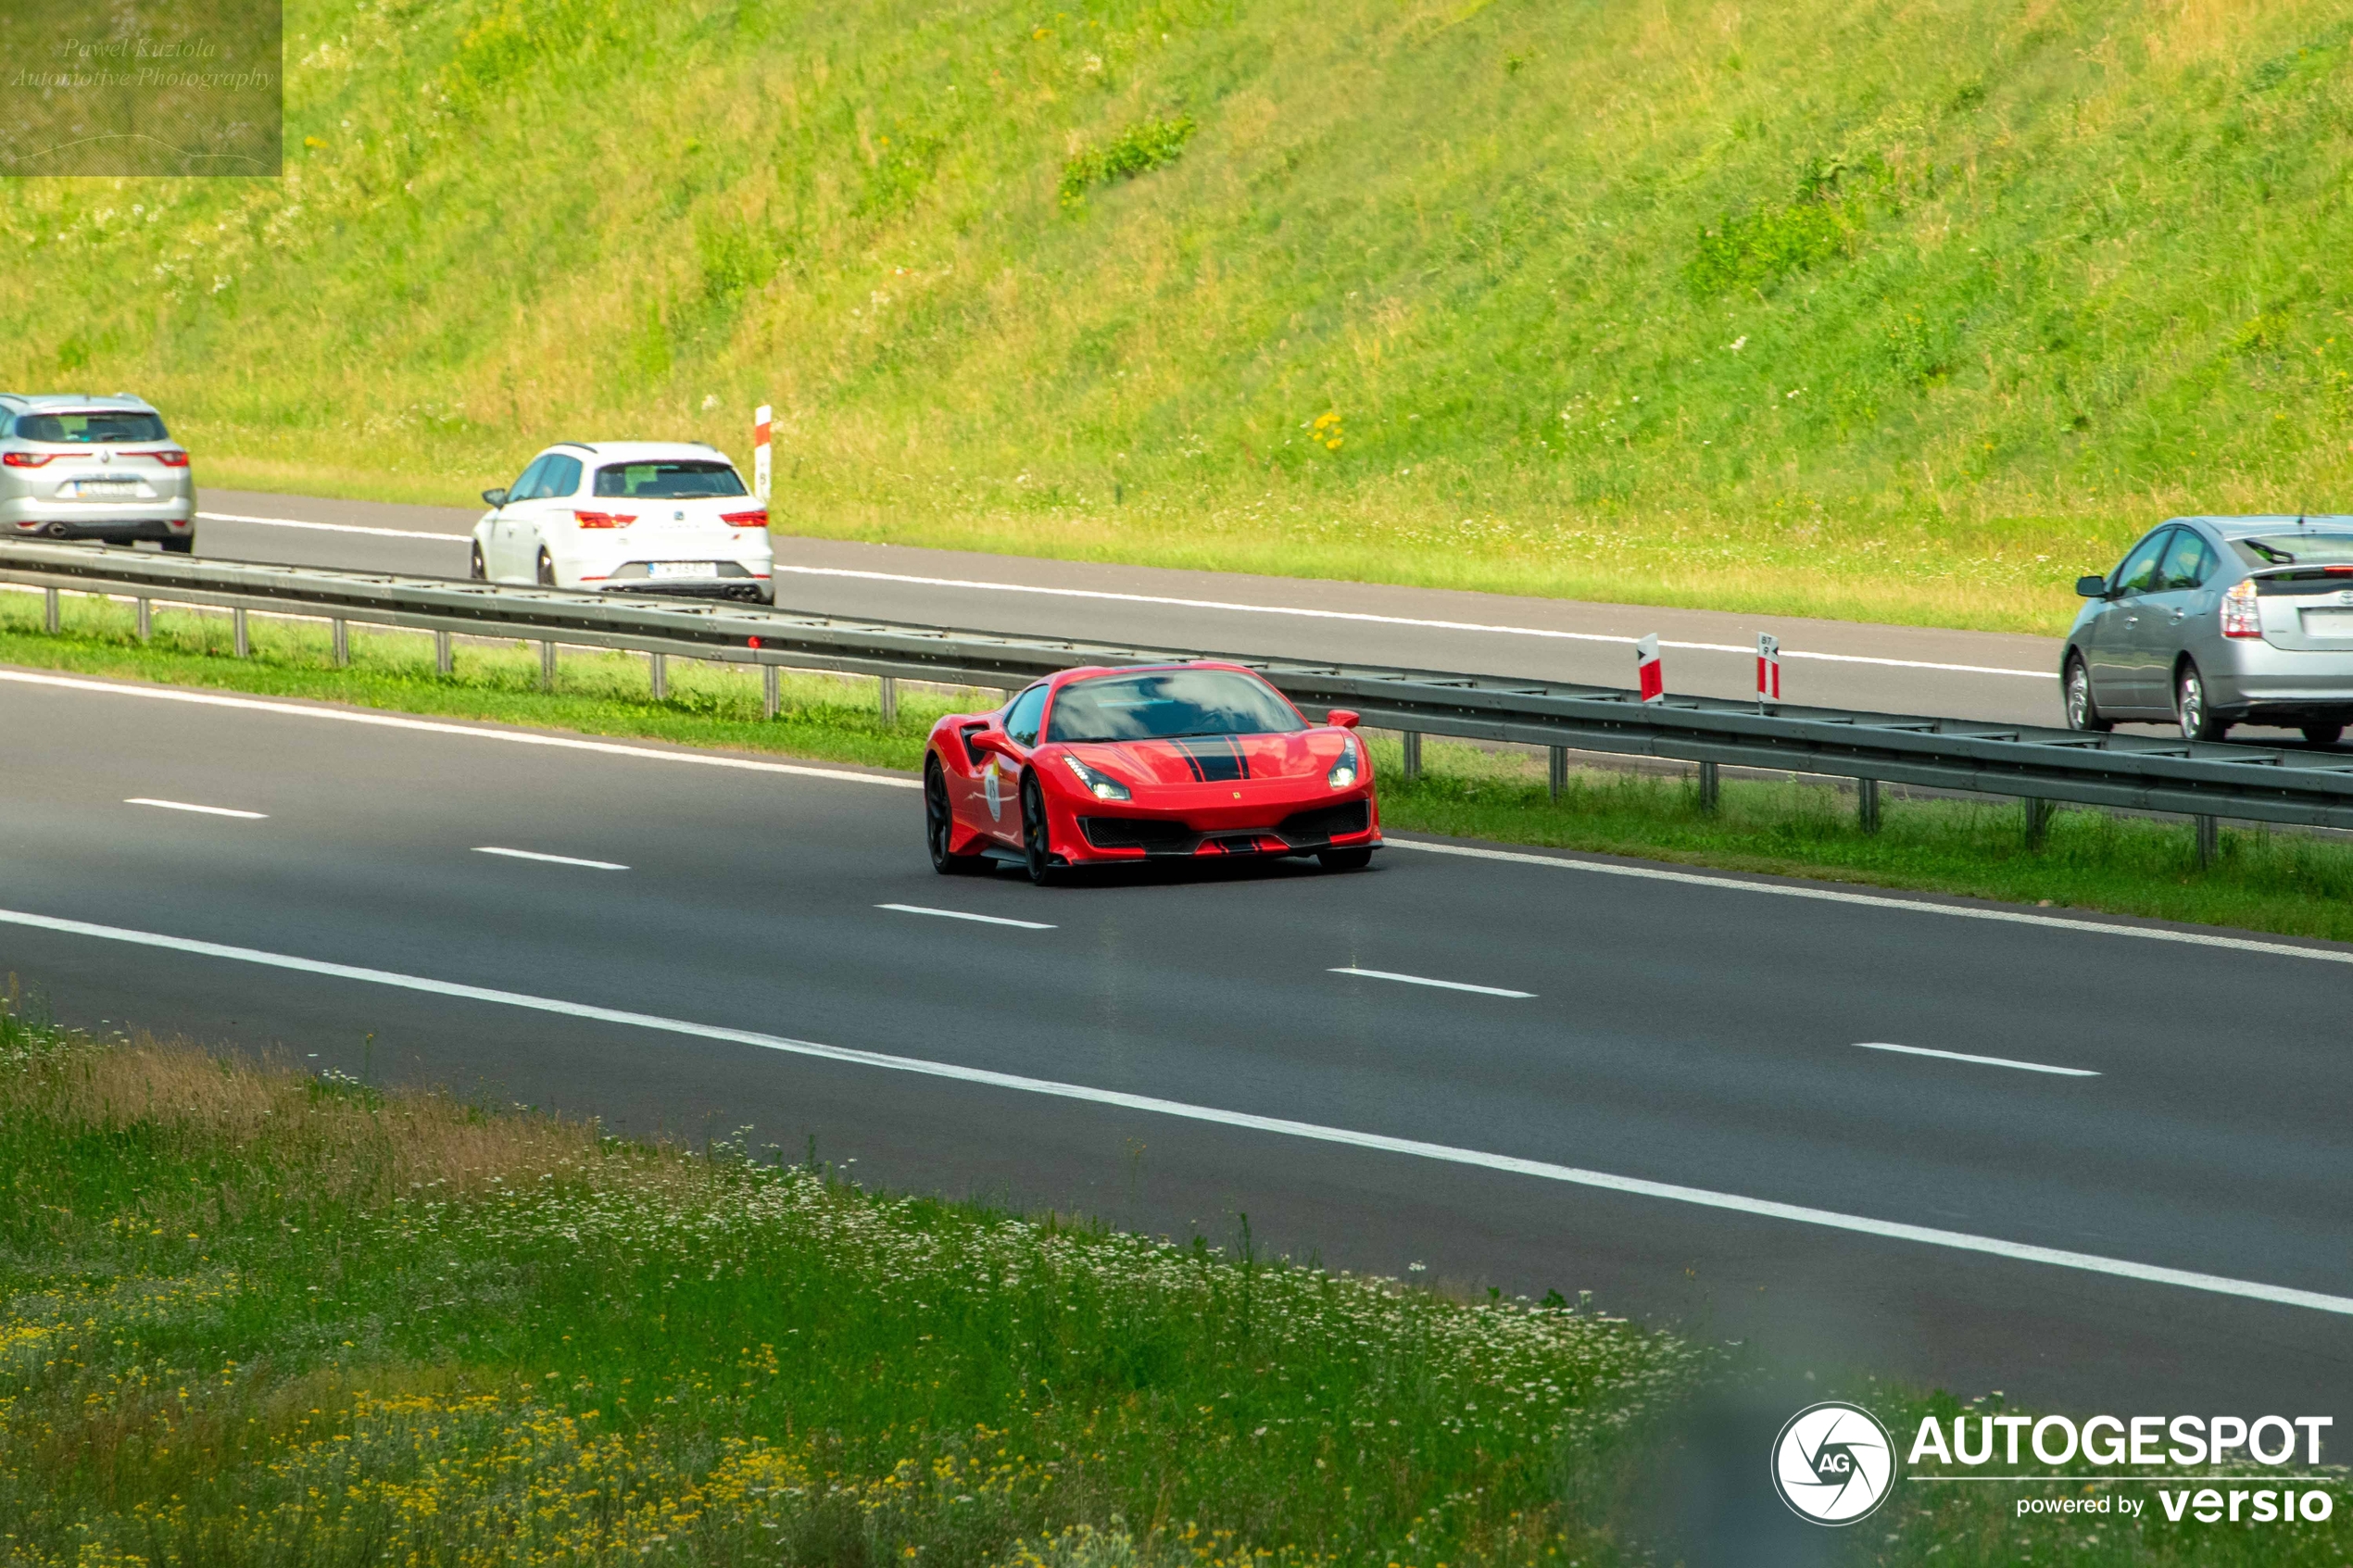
[592,460,747,499]
[13,411,168,444]
[1048,670,1305,743]
[2233,534,2353,568]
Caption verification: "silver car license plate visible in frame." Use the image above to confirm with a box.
[2301,608,2353,637]
[72,480,140,498]
[648,560,715,579]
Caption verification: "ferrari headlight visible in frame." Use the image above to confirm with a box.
[1062,754,1132,801]
[1327,735,1361,790]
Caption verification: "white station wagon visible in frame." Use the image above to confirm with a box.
[471,441,774,603]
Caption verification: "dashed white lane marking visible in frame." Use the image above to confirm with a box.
[125,797,267,819]
[1384,838,2353,967]
[0,671,921,790]
[0,902,2343,1316]
[1853,1041,2099,1078]
[878,902,1056,930]
[1330,965,1534,998]
[475,847,630,871]
[769,564,2058,680]
[196,510,465,542]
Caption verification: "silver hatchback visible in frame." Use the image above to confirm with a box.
[0,394,195,551]
[2063,515,2353,744]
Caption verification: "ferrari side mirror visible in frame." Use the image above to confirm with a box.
[965,727,1008,764]
[1326,709,1361,729]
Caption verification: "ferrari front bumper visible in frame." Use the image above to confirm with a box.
[1073,797,1378,859]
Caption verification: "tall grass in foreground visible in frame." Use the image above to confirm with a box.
[9,586,2353,945]
[5,1008,2348,1565]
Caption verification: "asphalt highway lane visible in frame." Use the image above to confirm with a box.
[4,668,2349,1425]
[188,488,2069,724]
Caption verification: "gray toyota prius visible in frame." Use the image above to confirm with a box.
[2064,514,2353,745]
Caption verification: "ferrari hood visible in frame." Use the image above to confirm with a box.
[1067,732,1344,785]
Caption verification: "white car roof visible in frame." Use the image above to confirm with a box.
[550,440,738,467]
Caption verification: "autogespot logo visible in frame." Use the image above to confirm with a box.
[1772,1401,1897,1525]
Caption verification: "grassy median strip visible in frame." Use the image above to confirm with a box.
[6,1010,2348,1567]
[6,587,2353,945]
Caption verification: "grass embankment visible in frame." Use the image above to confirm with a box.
[7,1009,2347,1567]
[9,1,2353,632]
[9,589,2353,944]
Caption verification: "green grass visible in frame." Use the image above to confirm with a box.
[9,586,2353,945]
[5,1000,2347,1566]
[7,0,2353,633]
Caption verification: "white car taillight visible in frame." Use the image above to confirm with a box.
[2221,578,2262,639]
[573,510,636,529]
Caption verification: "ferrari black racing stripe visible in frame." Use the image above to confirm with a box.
[1173,736,1250,783]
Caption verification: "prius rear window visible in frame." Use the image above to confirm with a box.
[2233,534,2353,568]
[592,460,747,499]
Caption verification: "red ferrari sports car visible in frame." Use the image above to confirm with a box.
[923,661,1380,884]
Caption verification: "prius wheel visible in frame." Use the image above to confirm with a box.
[1317,847,1374,872]
[2176,662,2230,743]
[469,543,487,581]
[535,548,557,587]
[1020,772,1061,886]
[2062,654,2110,734]
[925,758,985,875]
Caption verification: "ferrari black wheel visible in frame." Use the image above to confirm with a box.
[1020,771,1060,886]
[926,757,985,874]
[1317,847,1374,872]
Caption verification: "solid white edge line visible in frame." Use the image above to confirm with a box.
[1383,837,2353,967]
[196,510,466,542]
[474,847,630,871]
[769,564,2057,679]
[1,902,2344,1317]
[124,797,267,819]
[1330,965,1535,998]
[0,669,922,790]
[877,902,1057,930]
[1853,1041,2100,1078]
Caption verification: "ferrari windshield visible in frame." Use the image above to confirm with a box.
[1047,669,1304,743]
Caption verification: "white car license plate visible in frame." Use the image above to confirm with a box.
[2302,608,2353,637]
[72,480,139,498]
[648,560,716,579]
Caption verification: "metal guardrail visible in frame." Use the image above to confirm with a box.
[9,538,2353,838]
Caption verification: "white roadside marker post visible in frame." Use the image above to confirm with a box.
[1756,632,1780,713]
[753,405,773,504]
[1636,633,1663,703]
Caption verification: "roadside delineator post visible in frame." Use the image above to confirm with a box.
[753,405,773,504]
[1756,633,1780,712]
[1636,633,1664,703]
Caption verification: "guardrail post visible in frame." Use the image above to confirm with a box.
[2196,814,2219,868]
[44,588,58,633]
[134,597,151,641]
[1857,776,1881,834]
[879,675,899,727]
[331,619,348,667]
[649,652,668,702]
[233,608,249,659]
[1402,731,1422,781]
[1697,761,1720,814]
[1548,745,1567,802]
[434,630,452,676]
[2023,797,2052,849]
[762,664,779,720]
[539,640,556,691]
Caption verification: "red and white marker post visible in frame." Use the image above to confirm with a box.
[1756,632,1780,712]
[752,404,773,504]
[1636,633,1664,703]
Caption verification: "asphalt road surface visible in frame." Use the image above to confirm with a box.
[6,664,2348,1429]
[189,488,2071,725]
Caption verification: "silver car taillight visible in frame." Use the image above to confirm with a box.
[2221,579,2261,639]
